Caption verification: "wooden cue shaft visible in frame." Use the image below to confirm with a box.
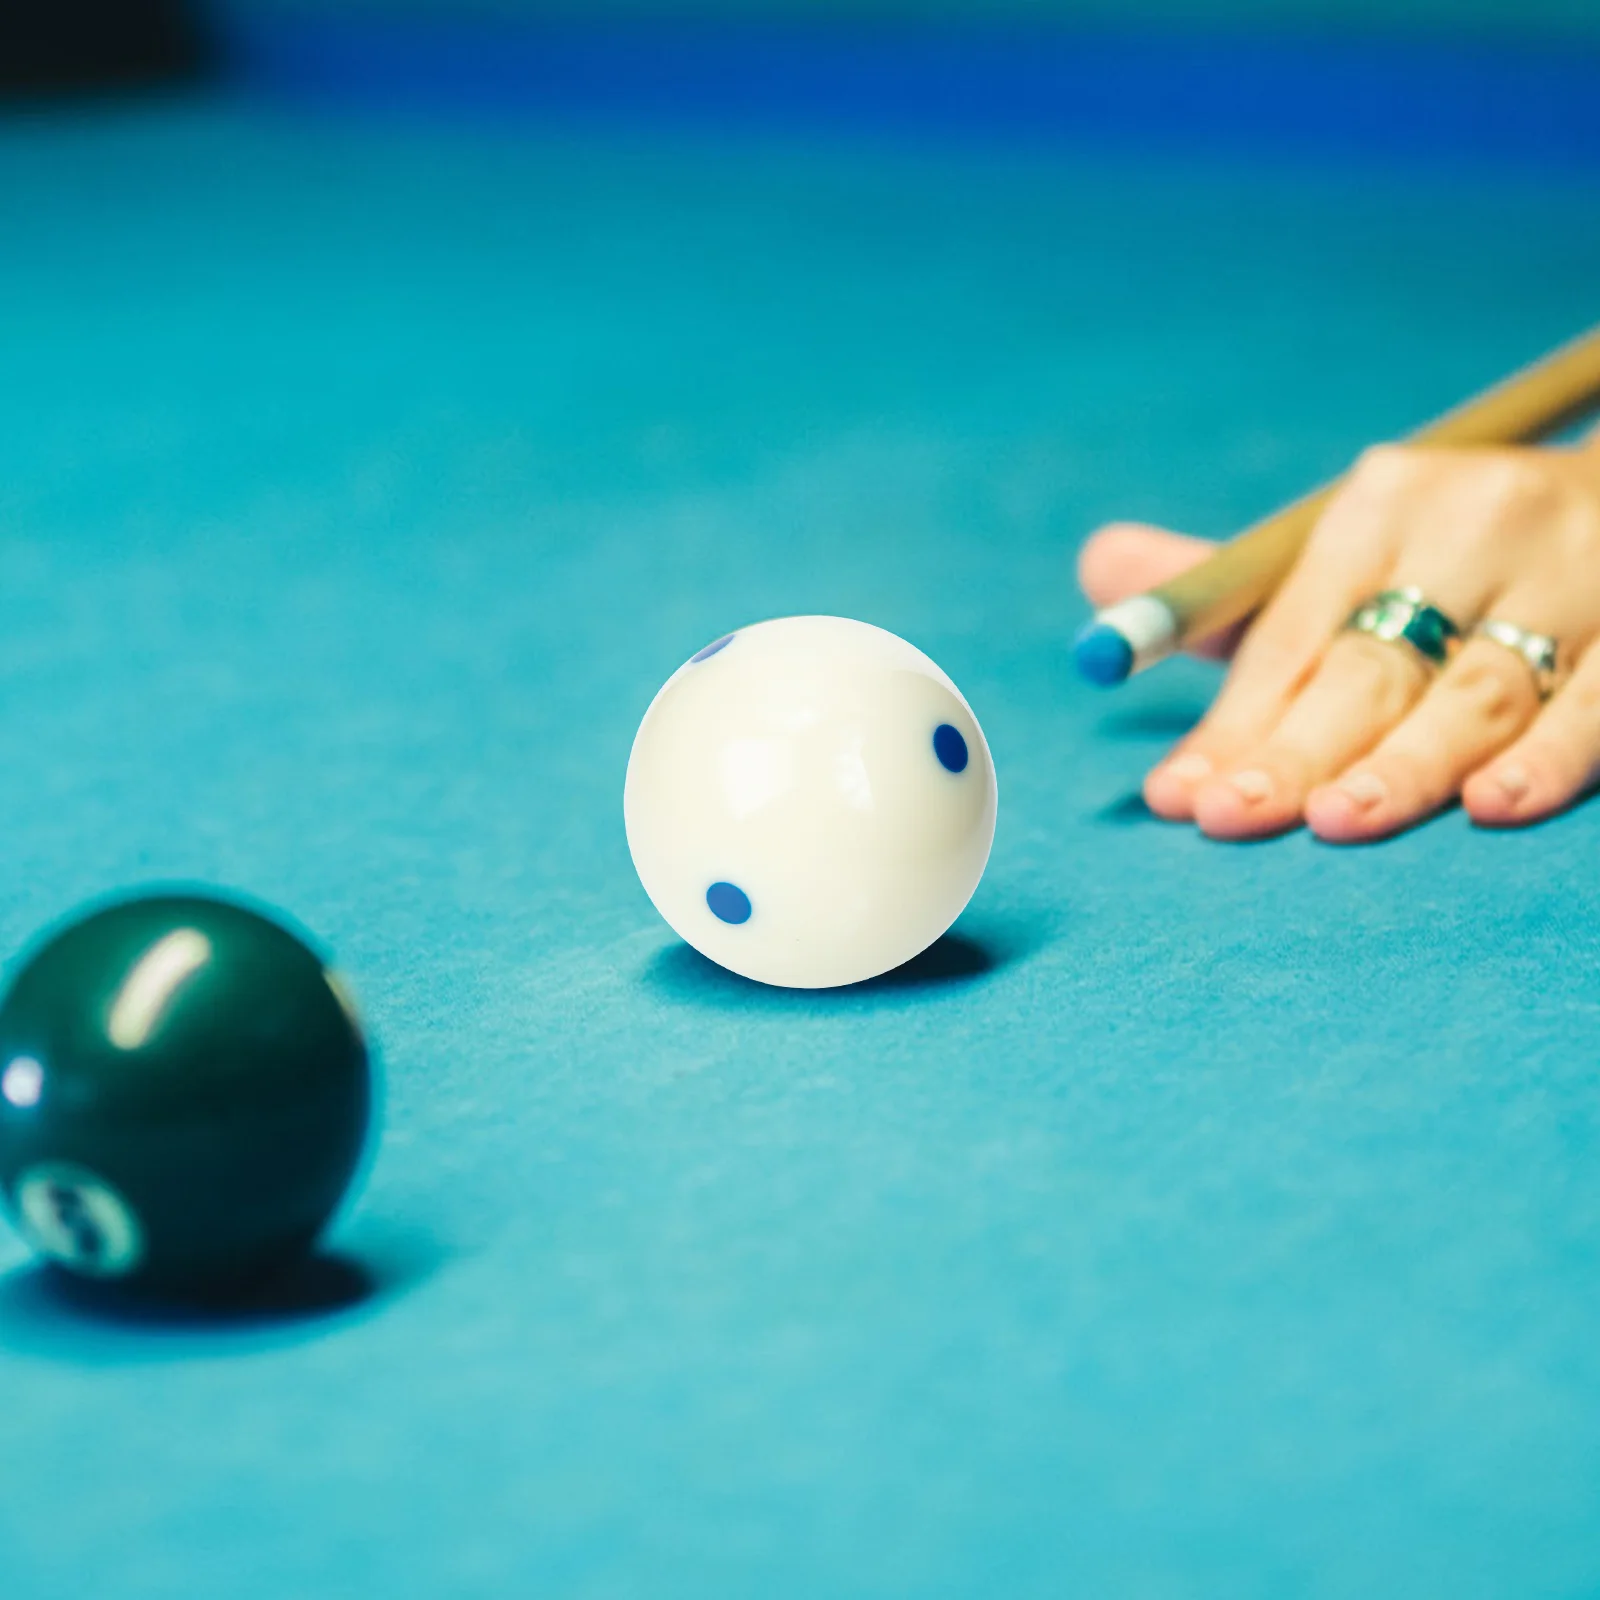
[1154,324,1600,649]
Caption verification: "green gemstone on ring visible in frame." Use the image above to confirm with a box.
[1345,588,1460,668]
[1403,606,1456,663]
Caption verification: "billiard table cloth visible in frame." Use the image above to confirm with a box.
[2,66,1599,1598]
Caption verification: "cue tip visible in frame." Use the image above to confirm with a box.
[1073,622,1135,686]
[1073,597,1179,686]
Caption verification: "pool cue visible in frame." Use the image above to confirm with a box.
[1074,323,1600,686]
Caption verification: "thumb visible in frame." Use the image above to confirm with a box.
[1078,521,1215,606]
[1078,522,1242,661]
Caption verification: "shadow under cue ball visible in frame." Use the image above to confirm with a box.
[0,893,373,1301]
[626,615,999,988]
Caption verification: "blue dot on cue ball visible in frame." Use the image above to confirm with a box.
[933,723,969,773]
[690,633,736,664]
[706,882,752,924]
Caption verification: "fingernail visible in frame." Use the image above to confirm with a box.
[1229,768,1274,803]
[1164,753,1212,782]
[1338,772,1388,809]
[1495,763,1530,802]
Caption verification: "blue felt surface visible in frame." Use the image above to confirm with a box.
[1,96,1600,1597]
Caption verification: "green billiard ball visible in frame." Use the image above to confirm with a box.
[0,893,373,1299]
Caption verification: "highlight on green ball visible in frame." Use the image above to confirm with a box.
[0,889,376,1302]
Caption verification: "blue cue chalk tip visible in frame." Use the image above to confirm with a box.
[1073,622,1134,687]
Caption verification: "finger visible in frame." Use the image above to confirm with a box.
[1145,446,1417,821]
[1463,643,1600,826]
[1189,539,1515,840]
[1078,523,1213,608]
[1076,522,1249,664]
[1188,630,1431,838]
[1174,446,1545,836]
[1305,636,1541,843]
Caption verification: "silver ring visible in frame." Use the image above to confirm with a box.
[1344,586,1461,670]
[1473,618,1565,700]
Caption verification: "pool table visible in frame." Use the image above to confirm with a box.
[2,31,1600,1597]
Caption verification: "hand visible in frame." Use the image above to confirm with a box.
[1079,437,1600,842]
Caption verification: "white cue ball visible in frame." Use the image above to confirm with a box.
[624,615,997,989]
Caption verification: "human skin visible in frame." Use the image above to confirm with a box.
[1078,430,1600,842]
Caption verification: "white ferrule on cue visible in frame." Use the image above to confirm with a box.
[1097,596,1180,672]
